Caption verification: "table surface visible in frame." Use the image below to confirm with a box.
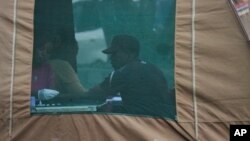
[31,97,123,114]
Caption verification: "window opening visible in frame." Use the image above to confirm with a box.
[31,0,176,119]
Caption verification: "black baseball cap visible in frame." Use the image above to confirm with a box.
[102,34,140,55]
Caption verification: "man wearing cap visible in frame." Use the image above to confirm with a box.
[87,34,169,117]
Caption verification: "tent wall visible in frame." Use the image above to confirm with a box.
[176,0,250,140]
[0,0,14,140]
[0,0,249,141]
[0,0,34,140]
[176,0,250,122]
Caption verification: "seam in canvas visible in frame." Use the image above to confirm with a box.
[192,0,198,140]
[9,0,18,139]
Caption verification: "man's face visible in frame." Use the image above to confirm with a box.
[109,50,129,70]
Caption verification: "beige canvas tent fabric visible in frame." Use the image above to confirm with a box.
[0,0,249,141]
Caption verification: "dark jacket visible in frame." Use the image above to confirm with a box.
[90,59,170,117]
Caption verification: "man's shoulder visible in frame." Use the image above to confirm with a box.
[125,60,164,76]
[126,60,155,70]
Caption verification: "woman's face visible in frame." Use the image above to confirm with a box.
[33,42,52,68]
[39,42,52,61]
